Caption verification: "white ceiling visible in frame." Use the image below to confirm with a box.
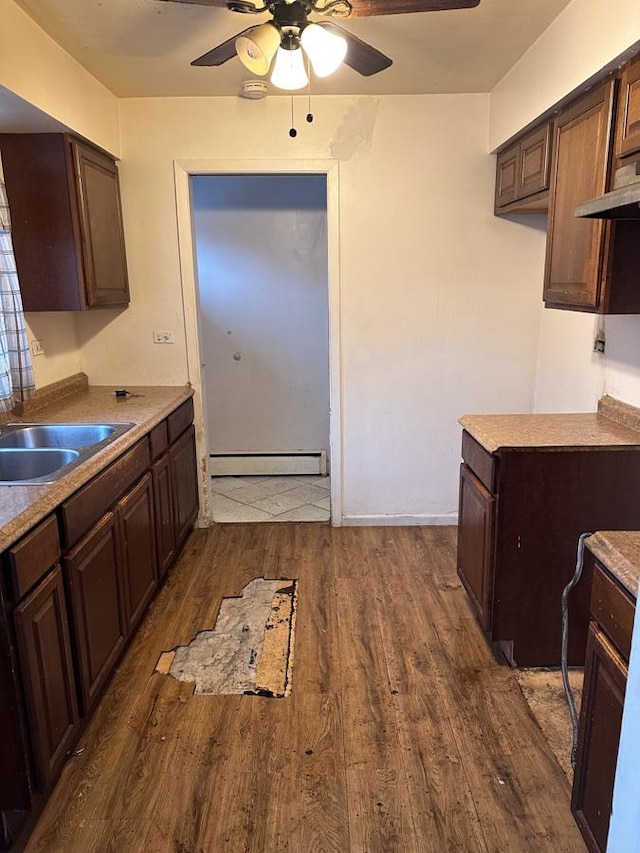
[11,0,572,99]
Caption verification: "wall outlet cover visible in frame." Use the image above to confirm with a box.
[153,330,175,344]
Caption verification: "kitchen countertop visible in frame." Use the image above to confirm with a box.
[0,384,193,552]
[459,396,640,454]
[586,531,640,600]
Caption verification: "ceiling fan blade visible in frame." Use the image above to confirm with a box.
[191,27,253,66]
[319,22,391,76]
[160,0,260,9]
[345,0,480,15]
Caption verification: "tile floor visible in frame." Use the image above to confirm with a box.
[211,474,331,522]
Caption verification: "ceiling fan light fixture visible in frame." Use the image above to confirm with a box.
[300,23,348,78]
[236,22,280,76]
[271,45,308,91]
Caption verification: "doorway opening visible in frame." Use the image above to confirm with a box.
[191,173,331,523]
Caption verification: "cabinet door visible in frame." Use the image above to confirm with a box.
[152,454,176,579]
[13,566,79,790]
[170,425,199,549]
[70,139,130,308]
[544,81,615,311]
[117,473,158,634]
[495,146,518,208]
[572,623,627,853]
[616,56,640,160]
[519,123,551,198]
[457,463,495,631]
[65,512,127,715]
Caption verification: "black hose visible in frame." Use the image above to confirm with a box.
[561,531,592,769]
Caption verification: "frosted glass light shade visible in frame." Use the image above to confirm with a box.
[301,23,347,77]
[236,23,280,76]
[271,46,308,91]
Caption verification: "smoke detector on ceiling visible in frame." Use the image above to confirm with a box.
[240,80,269,100]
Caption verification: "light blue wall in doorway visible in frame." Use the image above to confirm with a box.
[191,174,330,456]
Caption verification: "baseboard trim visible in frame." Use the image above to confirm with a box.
[341,513,458,527]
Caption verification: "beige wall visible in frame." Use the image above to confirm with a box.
[76,94,545,522]
[1,0,122,391]
[0,0,120,155]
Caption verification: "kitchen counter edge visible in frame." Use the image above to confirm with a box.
[0,385,194,552]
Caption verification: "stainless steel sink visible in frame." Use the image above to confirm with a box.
[0,423,124,449]
[0,422,134,485]
[0,448,80,483]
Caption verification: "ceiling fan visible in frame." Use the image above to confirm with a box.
[160,0,481,90]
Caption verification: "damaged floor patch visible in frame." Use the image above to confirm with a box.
[155,578,297,698]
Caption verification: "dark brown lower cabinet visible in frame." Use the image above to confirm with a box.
[118,473,158,634]
[13,566,79,789]
[171,425,199,549]
[65,512,127,715]
[457,428,640,666]
[572,623,627,852]
[0,397,199,850]
[152,453,176,579]
[457,463,494,631]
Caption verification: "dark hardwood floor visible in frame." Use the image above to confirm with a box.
[25,524,585,852]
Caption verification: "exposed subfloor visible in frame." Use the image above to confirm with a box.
[25,525,586,852]
[211,475,330,522]
[515,668,584,782]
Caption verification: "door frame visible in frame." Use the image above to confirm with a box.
[174,158,342,525]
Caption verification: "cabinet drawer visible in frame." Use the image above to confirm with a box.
[167,398,194,444]
[60,439,150,548]
[7,516,60,600]
[590,563,635,662]
[149,419,169,461]
[461,431,496,493]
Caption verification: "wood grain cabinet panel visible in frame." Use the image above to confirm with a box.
[117,473,158,634]
[70,139,129,308]
[13,566,79,790]
[543,79,640,313]
[544,82,615,310]
[494,122,551,214]
[64,512,127,715]
[572,623,627,853]
[171,425,199,549]
[495,148,518,208]
[0,133,129,312]
[615,55,640,160]
[457,463,494,631]
[152,454,176,579]
[519,123,552,197]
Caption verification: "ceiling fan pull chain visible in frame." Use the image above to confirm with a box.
[289,94,298,138]
[306,57,314,123]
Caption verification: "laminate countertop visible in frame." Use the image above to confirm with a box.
[459,396,640,454]
[586,531,640,601]
[0,384,193,552]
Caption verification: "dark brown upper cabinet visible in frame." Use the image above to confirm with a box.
[615,54,640,162]
[0,133,129,312]
[543,79,640,314]
[494,122,552,214]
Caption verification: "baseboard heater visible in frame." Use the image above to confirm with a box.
[210,450,327,477]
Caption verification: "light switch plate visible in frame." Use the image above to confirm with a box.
[153,330,175,344]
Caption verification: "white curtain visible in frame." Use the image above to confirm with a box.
[0,179,35,413]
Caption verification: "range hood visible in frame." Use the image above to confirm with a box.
[576,162,640,219]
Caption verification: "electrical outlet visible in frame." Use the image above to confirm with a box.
[594,333,606,354]
[30,339,45,357]
[152,330,175,344]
